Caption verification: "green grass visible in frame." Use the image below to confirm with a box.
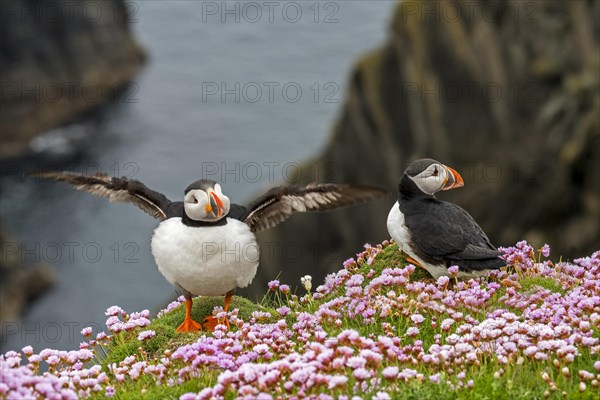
[94,377,209,400]
[520,276,567,295]
[86,243,598,400]
[91,296,278,400]
[102,296,277,368]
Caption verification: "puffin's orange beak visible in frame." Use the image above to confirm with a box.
[207,189,225,217]
[442,166,464,190]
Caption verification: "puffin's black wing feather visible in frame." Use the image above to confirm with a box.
[32,172,172,221]
[447,244,501,260]
[243,184,387,232]
[404,200,502,270]
[227,203,249,221]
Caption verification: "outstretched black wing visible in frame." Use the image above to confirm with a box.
[32,172,173,221]
[243,183,387,232]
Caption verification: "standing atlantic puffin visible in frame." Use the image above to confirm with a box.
[387,158,505,278]
[33,172,386,332]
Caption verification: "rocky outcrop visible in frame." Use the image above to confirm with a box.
[0,228,55,331]
[255,0,600,291]
[0,0,145,324]
[0,0,146,157]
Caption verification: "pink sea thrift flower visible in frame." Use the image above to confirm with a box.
[437,276,450,286]
[382,366,399,379]
[540,244,550,257]
[105,306,124,316]
[279,284,290,294]
[406,327,420,337]
[105,386,115,397]
[21,346,33,356]
[137,330,156,341]
[328,375,348,389]
[277,306,291,316]
[373,392,391,400]
[448,265,459,276]
[353,368,371,380]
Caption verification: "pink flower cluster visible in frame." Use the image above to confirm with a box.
[105,308,151,333]
[1,241,598,399]
[0,347,108,398]
[157,295,186,318]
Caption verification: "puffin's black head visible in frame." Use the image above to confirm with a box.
[401,158,464,197]
[183,179,230,222]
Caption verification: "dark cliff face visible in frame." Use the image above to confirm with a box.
[0,0,145,326]
[254,0,599,293]
[0,0,146,157]
[0,230,55,330]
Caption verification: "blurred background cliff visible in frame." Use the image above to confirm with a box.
[1,0,598,352]
[258,0,600,289]
[2,0,146,349]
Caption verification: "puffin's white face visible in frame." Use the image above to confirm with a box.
[184,184,230,221]
[408,163,464,195]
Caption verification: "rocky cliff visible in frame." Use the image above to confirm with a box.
[0,0,145,327]
[0,0,146,157]
[0,230,55,331]
[255,0,600,292]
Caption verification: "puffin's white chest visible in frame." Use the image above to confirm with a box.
[387,202,448,278]
[387,202,412,254]
[151,217,259,296]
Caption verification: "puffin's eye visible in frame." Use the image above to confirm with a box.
[193,196,198,204]
[432,167,438,177]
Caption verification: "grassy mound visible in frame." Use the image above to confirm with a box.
[2,241,599,399]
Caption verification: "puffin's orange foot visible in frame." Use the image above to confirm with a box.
[176,318,202,333]
[203,315,230,332]
[406,256,425,270]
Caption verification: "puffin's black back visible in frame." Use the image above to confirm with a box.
[398,173,504,272]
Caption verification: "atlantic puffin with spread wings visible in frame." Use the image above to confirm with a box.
[33,172,386,332]
[387,159,505,279]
